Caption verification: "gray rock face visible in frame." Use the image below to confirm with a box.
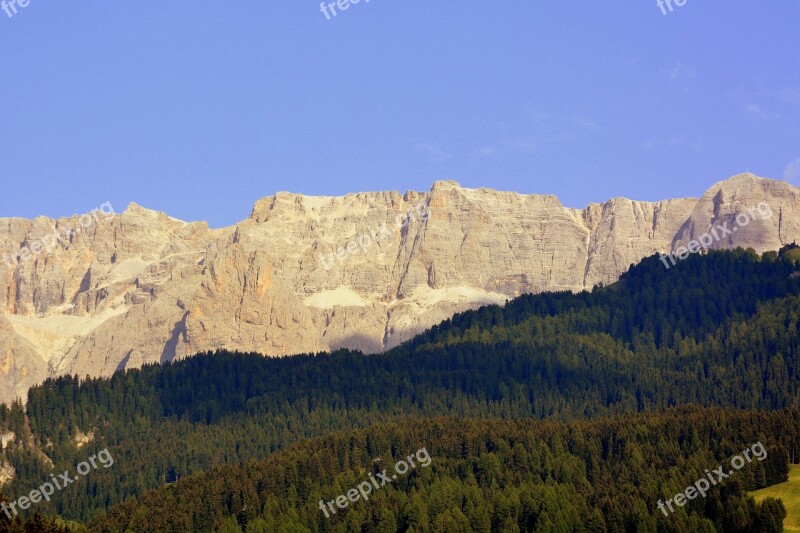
[0,173,798,404]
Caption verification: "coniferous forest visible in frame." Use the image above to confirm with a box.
[2,246,800,531]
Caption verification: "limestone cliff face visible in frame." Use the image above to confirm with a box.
[673,175,800,253]
[0,173,798,404]
[0,314,46,405]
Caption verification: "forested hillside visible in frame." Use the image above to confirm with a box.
[90,407,793,532]
[1,246,799,529]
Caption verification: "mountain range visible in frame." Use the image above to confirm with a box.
[0,172,798,405]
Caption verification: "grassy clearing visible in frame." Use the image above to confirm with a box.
[752,464,800,531]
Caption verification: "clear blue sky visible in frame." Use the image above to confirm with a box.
[1,1,798,227]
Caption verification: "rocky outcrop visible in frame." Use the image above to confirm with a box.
[0,173,798,404]
[673,175,800,253]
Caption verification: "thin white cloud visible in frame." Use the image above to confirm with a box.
[728,87,799,119]
[476,106,600,157]
[511,138,539,151]
[663,61,697,82]
[572,117,600,133]
[743,103,782,119]
[776,89,800,105]
[784,157,800,182]
[642,136,702,153]
[415,143,451,162]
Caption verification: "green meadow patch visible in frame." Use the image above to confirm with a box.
[753,464,800,531]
